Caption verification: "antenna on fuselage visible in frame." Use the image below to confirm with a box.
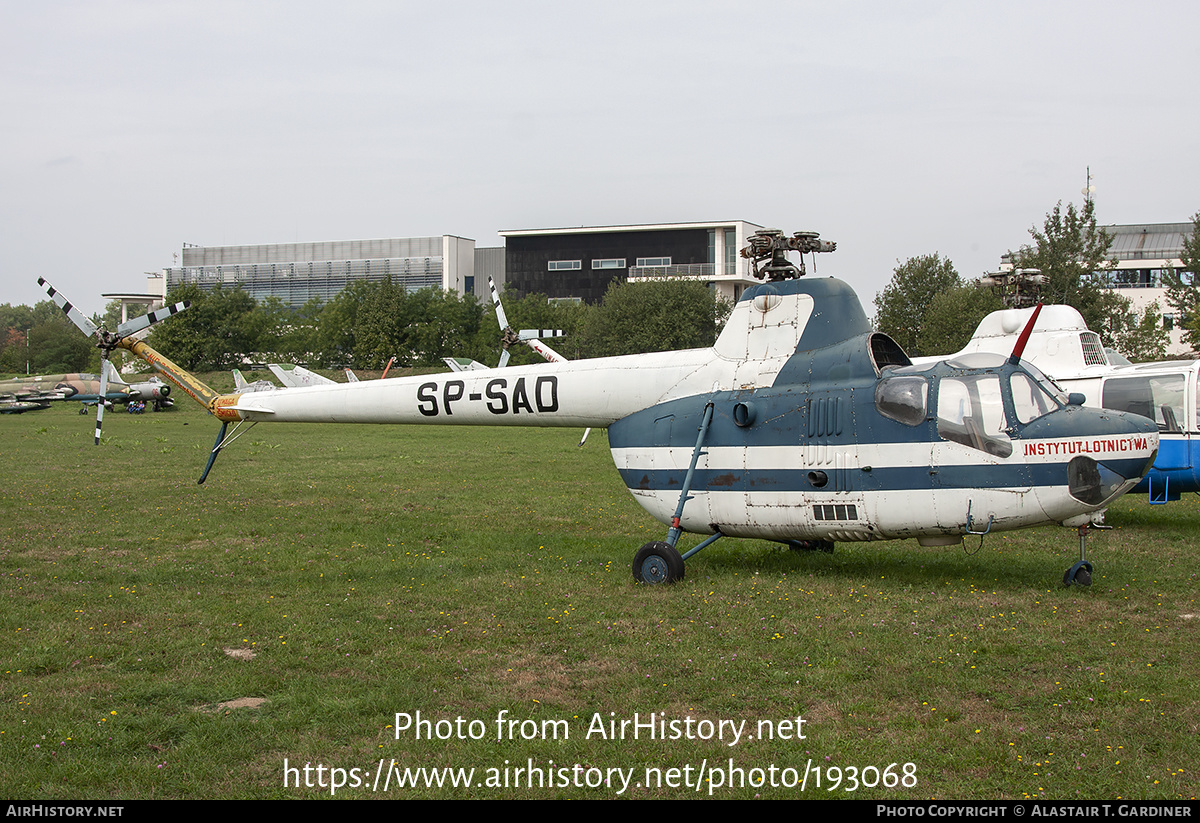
[741,229,836,281]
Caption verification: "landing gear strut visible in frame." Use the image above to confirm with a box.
[632,401,719,585]
[1063,524,1094,587]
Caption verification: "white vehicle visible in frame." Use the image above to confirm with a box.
[930,305,1196,503]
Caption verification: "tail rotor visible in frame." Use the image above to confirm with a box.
[38,278,188,444]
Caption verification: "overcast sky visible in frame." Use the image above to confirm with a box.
[2,0,1198,319]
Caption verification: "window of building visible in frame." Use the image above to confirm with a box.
[636,257,672,267]
[591,258,626,269]
[547,260,581,271]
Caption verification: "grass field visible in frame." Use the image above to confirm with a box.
[0,392,1196,799]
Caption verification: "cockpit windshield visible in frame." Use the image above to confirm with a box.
[1020,361,1070,405]
[1010,371,1062,424]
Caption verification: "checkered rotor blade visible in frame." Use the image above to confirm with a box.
[38,277,99,339]
[94,354,109,445]
[116,301,189,338]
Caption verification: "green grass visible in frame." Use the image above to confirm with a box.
[0,397,1196,799]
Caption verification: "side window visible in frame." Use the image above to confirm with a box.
[1103,375,1187,433]
[936,375,1012,457]
[875,376,928,426]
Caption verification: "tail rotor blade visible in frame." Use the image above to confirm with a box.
[38,277,99,338]
[517,329,564,341]
[498,349,511,369]
[489,276,510,331]
[116,301,189,337]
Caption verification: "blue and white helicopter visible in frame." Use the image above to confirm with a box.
[924,302,1199,504]
[39,231,1160,587]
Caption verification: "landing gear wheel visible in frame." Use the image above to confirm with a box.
[79,406,87,415]
[1063,561,1093,587]
[632,541,685,585]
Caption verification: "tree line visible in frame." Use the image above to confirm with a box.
[0,301,97,375]
[874,201,1200,362]
[138,277,732,372]
[0,277,729,376]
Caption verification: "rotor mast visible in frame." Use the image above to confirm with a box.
[740,229,836,281]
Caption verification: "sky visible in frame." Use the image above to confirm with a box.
[2,0,1198,319]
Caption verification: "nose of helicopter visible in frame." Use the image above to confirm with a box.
[1025,406,1159,517]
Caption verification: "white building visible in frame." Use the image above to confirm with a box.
[160,236,479,309]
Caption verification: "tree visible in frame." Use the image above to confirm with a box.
[1009,199,1131,342]
[146,284,263,371]
[1161,211,1200,350]
[0,327,29,373]
[28,319,95,373]
[873,254,963,357]
[575,279,730,358]
[1112,302,1170,363]
[917,284,1005,356]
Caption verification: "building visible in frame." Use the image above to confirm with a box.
[114,221,771,319]
[499,221,765,304]
[161,236,480,309]
[1103,222,1194,353]
[1000,221,1197,355]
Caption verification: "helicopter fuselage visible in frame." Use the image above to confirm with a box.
[196,277,1158,545]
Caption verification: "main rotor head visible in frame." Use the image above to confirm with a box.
[741,230,836,281]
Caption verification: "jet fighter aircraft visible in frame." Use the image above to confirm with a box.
[38,231,1159,586]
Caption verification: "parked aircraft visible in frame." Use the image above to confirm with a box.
[0,373,88,406]
[232,369,277,394]
[1,396,52,414]
[267,364,336,389]
[927,305,1197,503]
[39,232,1160,586]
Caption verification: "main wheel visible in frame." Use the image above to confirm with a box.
[632,541,685,585]
[1063,563,1093,587]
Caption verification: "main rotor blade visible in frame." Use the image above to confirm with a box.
[38,277,99,338]
[116,300,189,338]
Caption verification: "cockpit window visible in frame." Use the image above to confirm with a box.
[876,376,928,426]
[936,374,1012,457]
[1021,362,1069,405]
[1010,372,1060,425]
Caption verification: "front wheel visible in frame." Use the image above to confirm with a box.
[632,541,685,585]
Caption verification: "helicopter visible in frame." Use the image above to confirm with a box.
[918,302,1199,504]
[38,230,1160,587]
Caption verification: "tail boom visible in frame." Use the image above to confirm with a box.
[119,338,239,421]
